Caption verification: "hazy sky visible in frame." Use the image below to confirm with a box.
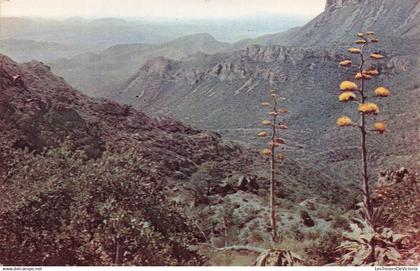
[0,0,325,19]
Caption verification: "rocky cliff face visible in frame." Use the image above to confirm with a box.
[325,0,361,10]
[237,0,420,50]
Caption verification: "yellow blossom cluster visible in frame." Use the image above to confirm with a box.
[259,90,287,159]
[337,32,389,137]
[375,87,390,97]
[339,60,352,66]
[340,81,358,91]
[261,148,272,156]
[373,122,386,133]
[348,48,361,54]
[277,153,285,160]
[337,116,353,127]
[339,92,356,102]
[370,53,384,60]
[358,103,380,114]
[364,69,379,76]
[257,131,268,138]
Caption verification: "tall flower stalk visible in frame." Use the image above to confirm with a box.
[337,31,389,225]
[258,89,287,243]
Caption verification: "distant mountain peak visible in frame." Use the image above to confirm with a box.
[169,32,224,45]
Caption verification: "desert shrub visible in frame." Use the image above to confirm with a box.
[314,207,335,221]
[0,145,204,266]
[305,230,342,265]
[279,198,295,210]
[332,215,351,231]
[291,227,305,242]
[305,229,322,240]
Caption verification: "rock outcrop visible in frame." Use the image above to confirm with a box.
[325,0,360,10]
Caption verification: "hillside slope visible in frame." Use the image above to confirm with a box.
[0,53,352,265]
[0,39,96,62]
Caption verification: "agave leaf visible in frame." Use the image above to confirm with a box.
[355,202,364,209]
[351,217,366,227]
[255,251,270,266]
[285,252,292,265]
[352,245,371,266]
[338,241,359,250]
[361,232,374,242]
[340,252,355,264]
[345,224,364,243]
[392,234,406,243]
[373,206,384,217]
[377,247,390,266]
[382,228,393,239]
[290,251,303,261]
[385,247,401,260]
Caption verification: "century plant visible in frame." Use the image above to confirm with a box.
[336,31,390,225]
[258,88,288,243]
[337,218,405,266]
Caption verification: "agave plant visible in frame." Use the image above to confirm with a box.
[356,204,393,230]
[337,219,405,266]
[336,31,390,223]
[258,88,288,242]
[254,249,303,266]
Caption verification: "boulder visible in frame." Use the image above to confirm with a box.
[237,175,260,192]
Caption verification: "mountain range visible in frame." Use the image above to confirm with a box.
[107,0,420,182]
[0,15,309,47]
[49,33,231,95]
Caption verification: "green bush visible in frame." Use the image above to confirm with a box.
[0,145,204,266]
